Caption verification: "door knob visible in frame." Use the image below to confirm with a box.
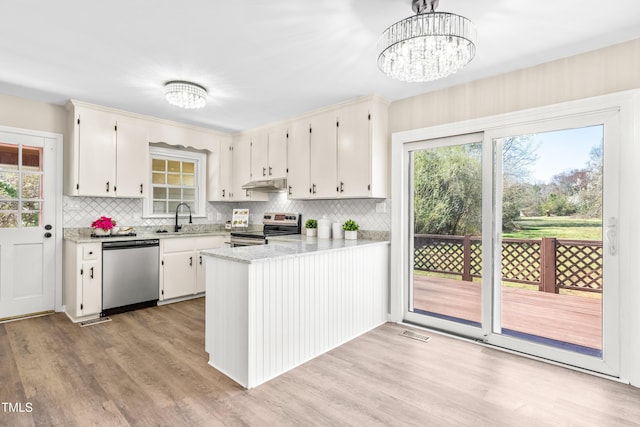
[44,232,52,238]
[44,224,52,230]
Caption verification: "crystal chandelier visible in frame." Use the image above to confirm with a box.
[377,0,477,83]
[164,81,207,109]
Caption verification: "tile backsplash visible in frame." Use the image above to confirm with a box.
[63,192,391,232]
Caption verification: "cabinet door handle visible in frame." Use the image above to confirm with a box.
[140,184,143,194]
[189,256,193,266]
[106,181,110,193]
[312,184,317,194]
[245,189,250,198]
[288,185,292,195]
[222,189,225,198]
[90,267,94,279]
[263,167,266,177]
[199,255,203,265]
[269,166,272,176]
[340,181,344,193]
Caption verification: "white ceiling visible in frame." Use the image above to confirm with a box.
[2,1,640,133]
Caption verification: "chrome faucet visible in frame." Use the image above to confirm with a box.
[175,202,192,232]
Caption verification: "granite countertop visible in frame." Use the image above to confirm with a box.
[201,235,390,264]
[64,226,231,243]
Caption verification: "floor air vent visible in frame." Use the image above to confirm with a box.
[79,317,112,327]
[400,330,432,343]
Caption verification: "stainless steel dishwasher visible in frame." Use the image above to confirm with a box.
[102,239,160,316]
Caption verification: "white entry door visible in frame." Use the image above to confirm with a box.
[0,130,57,320]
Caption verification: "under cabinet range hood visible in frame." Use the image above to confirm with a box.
[241,177,287,192]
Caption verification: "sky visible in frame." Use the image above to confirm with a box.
[528,125,603,184]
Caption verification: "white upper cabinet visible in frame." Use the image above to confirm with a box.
[207,137,233,201]
[336,100,383,198]
[336,103,370,197]
[286,121,310,199]
[309,110,338,198]
[232,134,251,201]
[284,96,389,200]
[250,127,287,181]
[249,131,269,180]
[115,115,148,197]
[267,125,288,179]
[231,134,268,201]
[66,102,148,198]
[71,106,116,197]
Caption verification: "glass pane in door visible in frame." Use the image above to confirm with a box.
[410,142,483,326]
[495,126,603,356]
[0,143,43,228]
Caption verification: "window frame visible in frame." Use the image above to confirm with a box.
[144,146,206,218]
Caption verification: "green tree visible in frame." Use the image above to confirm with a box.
[579,144,603,218]
[542,193,577,216]
[413,144,482,235]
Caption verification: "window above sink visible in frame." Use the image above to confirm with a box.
[144,145,206,218]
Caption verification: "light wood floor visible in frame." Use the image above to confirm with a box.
[2,298,639,427]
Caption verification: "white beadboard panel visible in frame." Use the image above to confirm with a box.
[246,243,389,388]
[204,243,389,389]
[205,257,249,387]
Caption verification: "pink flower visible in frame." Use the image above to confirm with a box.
[91,216,116,231]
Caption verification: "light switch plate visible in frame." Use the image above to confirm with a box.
[376,201,386,213]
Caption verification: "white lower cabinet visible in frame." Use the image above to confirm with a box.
[161,251,195,300]
[63,241,103,322]
[160,236,225,301]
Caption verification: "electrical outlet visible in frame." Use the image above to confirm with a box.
[376,201,386,213]
[216,213,222,221]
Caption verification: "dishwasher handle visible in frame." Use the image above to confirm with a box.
[102,239,160,250]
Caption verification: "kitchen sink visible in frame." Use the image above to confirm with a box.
[155,230,204,235]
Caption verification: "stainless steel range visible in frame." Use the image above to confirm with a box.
[229,212,301,247]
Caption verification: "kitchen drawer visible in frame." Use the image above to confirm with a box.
[195,236,224,250]
[162,238,195,253]
[82,243,101,260]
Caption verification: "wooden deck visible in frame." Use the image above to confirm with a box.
[413,275,602,350]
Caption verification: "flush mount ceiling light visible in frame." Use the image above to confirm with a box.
[377,0,477,83]
[164,80,207,109]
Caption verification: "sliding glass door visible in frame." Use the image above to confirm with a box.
[406,133,485,339]
[404,111,619,375]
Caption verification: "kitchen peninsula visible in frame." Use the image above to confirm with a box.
[201,237,389,388]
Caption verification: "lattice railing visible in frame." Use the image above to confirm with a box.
[501,239,540,285]
[414,235,464,275]
[413,234,603,293]
[556,239,603,293]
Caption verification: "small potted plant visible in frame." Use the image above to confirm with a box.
[305,218,318,237]
[91,216,116,236]
[342,219,359,240]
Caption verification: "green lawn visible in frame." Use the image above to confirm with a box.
[502,216,602,240]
